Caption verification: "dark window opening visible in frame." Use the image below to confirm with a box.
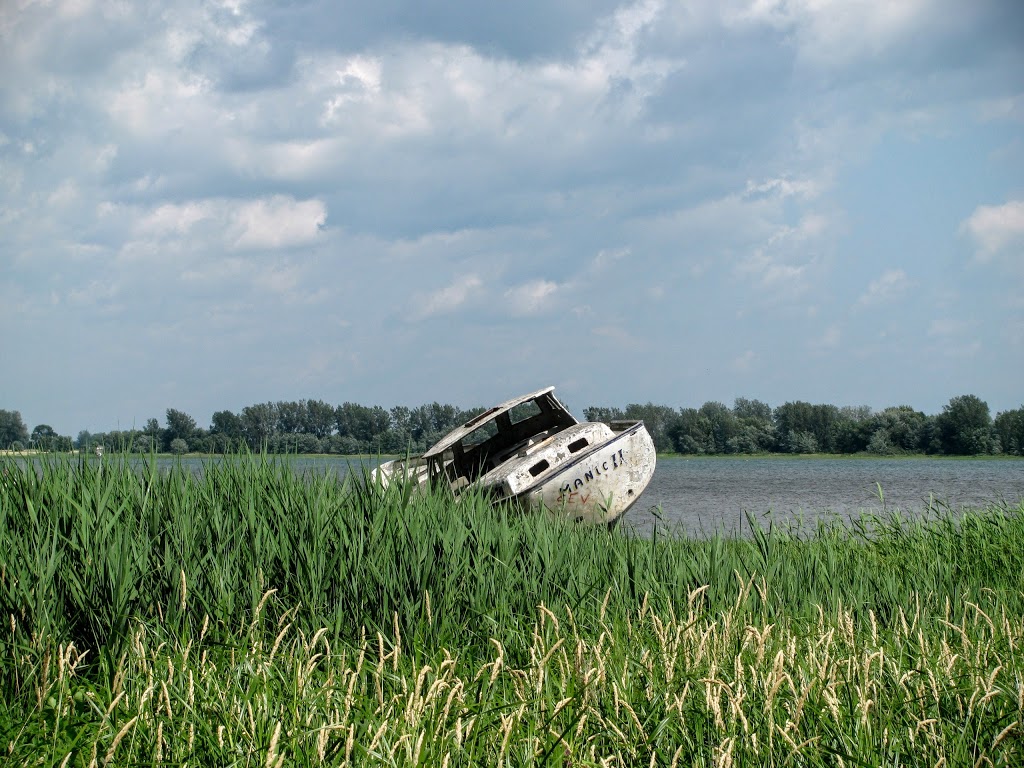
[510,400,542,424]
[568,438,589,453]
[529,459,550,477]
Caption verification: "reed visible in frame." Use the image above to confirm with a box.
[1,454,1022,765]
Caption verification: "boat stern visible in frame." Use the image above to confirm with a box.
[527,423,657,527]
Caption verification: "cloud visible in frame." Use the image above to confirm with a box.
[2,0,1023,432]
[503,279,560,316]
[810,324,842,350]
[928,318,966,338]
[592,247,631,270]
[743,177,821,201]
[731,350,756,372]
[135,200,215,237]
[960,200,1024,263]
[229,196,327,250]
[729,0,948,70]
[856,269,911,307]
[111,195,327,253]
[733,213,826,304]
[413,275,483,319]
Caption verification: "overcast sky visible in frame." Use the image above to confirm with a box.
[2,0,1023,436]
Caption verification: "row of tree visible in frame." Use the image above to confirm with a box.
[2,394,1023,457]
[585,395,1023,456]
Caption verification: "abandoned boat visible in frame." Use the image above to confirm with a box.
[373,386,656,527]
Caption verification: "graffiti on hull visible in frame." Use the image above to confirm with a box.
[557,448,627,504]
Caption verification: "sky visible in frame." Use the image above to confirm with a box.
[2,0,1023,437]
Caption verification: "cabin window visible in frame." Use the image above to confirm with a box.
[463,407,499,428]
[462,419,499,447]
[509,400,542,424]
[528,459,550,477]
[568,438,588,453]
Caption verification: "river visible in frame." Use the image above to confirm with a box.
[624,456,1024,536]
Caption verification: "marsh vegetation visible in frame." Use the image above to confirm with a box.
[1,455,1022,765]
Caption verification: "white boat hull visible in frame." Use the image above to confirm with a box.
[518,424,656,526]
[372,387,656,527]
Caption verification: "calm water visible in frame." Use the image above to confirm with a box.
[623,456,1024,536]
[61,454,1024,537]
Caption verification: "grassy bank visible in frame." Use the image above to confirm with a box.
[1,455,1022,765]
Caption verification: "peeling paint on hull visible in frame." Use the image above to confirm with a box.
[524,424,657,527]
[373,386,656,527]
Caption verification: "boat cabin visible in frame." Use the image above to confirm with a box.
[422,387,576,492]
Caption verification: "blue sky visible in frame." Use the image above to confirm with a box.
[2,0,1022,436]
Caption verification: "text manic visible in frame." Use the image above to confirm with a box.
[558,448,627,499]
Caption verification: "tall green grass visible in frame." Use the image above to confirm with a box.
[1,454,1022,765]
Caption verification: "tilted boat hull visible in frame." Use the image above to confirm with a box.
[372,387,656,527]
[517,423,656,526]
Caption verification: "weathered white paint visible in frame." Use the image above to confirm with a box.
[372,387,656,526]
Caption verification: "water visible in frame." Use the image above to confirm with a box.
[623,456,1024,537]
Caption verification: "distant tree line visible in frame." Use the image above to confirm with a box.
[2,394,1023,456]
[585,395,1023,456]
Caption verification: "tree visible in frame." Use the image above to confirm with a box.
[165,409,197,450]
[31,424,58,451]
[994,406,1024,456]
[241,403,277,449]
[277,400,305,434]
[210,410,243,452]
[937,395,993,455]
[0,410,29,449]
[698,401,737,453]
[76,430,93,451]
[275,433,322,454]
[774,401,840,453]
[210,410,243,437]
[622,403,679,453]
[584,406,626,424]
[388,405,413,451]
[134,434,156,453]
[733,398,772,425]
[730,398,776,453]
[870,406,928,453]
[866,429,896,455]
[786,430,819,454]
[305,400,336,439]
[773,402,816,451]
[669,408,712,454]
[833,407,873,453]
[169,438,188,455]
[336,402,373,445]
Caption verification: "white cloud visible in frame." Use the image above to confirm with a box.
[414,275,483,319]
[731,350,756,372]
[109,69,214,137]
[135,201,215,237]
[810,324,841,350]
[734,248,815,301]
[856,269,910,307]
[47,179,78,207]
[229,196,326,250]
[730,0,936,68]
[113,196,326,251]
[592,247,631,270]
[928,317,966,338]
[2,0,1022,432]
[744,177,821,201]
[960,200,1024,263]
[503,279,559,316]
